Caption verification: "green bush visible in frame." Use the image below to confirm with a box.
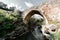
[0,9,20,37]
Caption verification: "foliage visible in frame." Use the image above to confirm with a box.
[53,32,60,40]
[0,9,21,37]
[0,2,7,8]
[0,8,60,40]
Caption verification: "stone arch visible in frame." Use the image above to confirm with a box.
[23,10,46,24]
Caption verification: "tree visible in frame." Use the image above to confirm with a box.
[9,7,16,11]
[0,2,7,8]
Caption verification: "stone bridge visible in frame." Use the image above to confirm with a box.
[22,4,60,37]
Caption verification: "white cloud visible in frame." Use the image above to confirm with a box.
[24,2,33,8]
[7,3,18,8]
[33,14,43,19]
[0,0,3,2]
[16,6,24,11]
[18,6,24,11]
[7,3,24,11]
[0,0,6,3]
[0,0,1,1]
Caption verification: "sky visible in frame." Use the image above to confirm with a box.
[0,0,49,11]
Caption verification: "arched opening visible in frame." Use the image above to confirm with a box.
[23,10,44,24]
[23,10,47,40]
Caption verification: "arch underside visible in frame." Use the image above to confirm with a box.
[23,10,44,24]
